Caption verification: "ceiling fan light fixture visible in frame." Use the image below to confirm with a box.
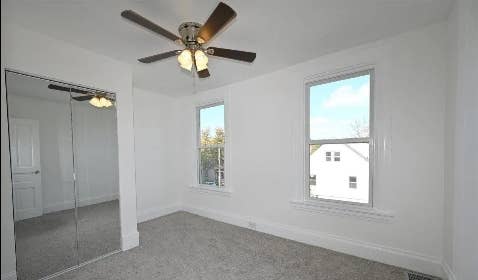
[122,2,256,79]
[89,96,102,107]
[194,50,209,71]
[177,49,193,71]
[99,97,113,108]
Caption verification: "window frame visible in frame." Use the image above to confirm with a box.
[304,68,375,207]
[196,101,226,188]
[349,176,357,189]
[325,151,332,161]
[334,152,341,162]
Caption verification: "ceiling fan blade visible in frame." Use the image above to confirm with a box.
[121,10,181,43]
[197,68,210,78]
[70,87,90,95]
[198,2,236,43]
[207,47,256,62]
[138,50,181,63]
[48,84,70,92]
[72,95,93,101]
[48,84,89,95]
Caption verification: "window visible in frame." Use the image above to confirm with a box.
[197,103,225,187]
[334,152,341,162]
[307,70,372,204]
[349,176,357,189]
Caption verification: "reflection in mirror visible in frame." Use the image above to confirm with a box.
[70,88,121,263]
[5,72,121,279]
[6,72,78,280]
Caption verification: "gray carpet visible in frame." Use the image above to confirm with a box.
[54,211,407,280]
[14,200,120,280]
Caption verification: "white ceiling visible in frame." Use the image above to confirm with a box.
[4,0,452,96]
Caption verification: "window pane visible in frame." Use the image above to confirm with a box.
[199,147,225,187]
[200,104,224,145]
[309,143,369,203]
[310,74,370,140]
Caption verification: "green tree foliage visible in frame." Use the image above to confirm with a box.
[310,144,320,155]
[199,127,225,186]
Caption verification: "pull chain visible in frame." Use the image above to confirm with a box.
[192,67,198,95]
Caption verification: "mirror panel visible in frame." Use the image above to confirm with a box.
[70,88,121,263]
[6,72,79,280]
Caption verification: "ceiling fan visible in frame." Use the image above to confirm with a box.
[121,2,256,78]
[48,84,114,108]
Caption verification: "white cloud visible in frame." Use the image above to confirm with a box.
[310,117,353,139]
[323,83,369,108]
[309,116,329,126]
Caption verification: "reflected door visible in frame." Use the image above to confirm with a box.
[9,118,42,221]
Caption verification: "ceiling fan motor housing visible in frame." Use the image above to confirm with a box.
[178,22,203,47]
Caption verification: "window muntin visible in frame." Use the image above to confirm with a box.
[307,70,372,204]
[198,103,225,187]
[349,176,357,189]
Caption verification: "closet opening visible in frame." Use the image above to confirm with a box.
[4,70,121,280]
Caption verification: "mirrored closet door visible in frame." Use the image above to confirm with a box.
[5,71,121,280]
[70,87,121,263]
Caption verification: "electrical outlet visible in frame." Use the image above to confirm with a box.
[247,221,257,230]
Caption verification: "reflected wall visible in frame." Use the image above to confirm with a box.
[6,71,120,280]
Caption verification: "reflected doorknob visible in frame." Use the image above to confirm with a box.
[34,170,40,174]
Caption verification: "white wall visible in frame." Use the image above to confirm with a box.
[133,88,182,222]
[7,94,119,214]
[1,23,139,278]
[175,22,449,277]
[443,0,478,279]
[72,100,120,208]
[0,3,17,278]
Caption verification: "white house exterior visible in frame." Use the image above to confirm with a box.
[310,143,369,203]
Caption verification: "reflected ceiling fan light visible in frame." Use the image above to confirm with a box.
[177,49,193,71]
[99,97,113,108]
[104,99,113,108]
[89,96,103,107]
[194,50,208,71]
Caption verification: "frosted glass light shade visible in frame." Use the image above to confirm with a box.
[194,50,208,71]
[177,49,193,71]
[89,96,102,107]
[89,96,113,108]
[99,97,113,108]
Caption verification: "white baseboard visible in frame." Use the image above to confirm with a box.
[134,204,446,278]
[0,271,17,280]
[121,230,139,251]
[442,262,456,280]
[137,205,182,223]
[182,205,444,278]
[42,194,119,214]
[78,194,119,207]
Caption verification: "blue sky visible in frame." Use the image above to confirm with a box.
[200,104,224,131]
[199,75,369,139]
[310,74,370,140]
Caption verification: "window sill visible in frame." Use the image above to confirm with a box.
[189,185,232,197]
[290,199,394,223]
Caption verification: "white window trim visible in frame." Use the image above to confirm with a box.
[290,64,393,222]
[191,96,233,195]
[290,199,393,223]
